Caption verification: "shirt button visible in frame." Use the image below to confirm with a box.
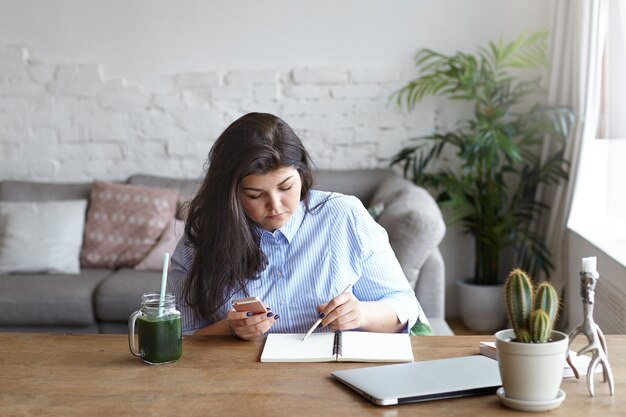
[280,300,286,305]
[277,271,283,278]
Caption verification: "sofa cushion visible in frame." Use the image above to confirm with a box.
[370,176,446,289]
[126,174,201,220]
[94,269,163,322]
[134,218,185,271]
[0,200,87,274]
[415,249,445,319]
[0,180,92,202]
[0,324,101,333]
[428,317,454,336]
[0,269,112,326]
[80,181,179,268]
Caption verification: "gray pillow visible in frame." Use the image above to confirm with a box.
[370,176,445,289]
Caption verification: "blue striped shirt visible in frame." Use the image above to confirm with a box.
[168,190,422,335]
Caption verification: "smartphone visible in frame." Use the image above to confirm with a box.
[232,296,267,314]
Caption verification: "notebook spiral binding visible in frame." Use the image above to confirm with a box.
[333,330,343,357]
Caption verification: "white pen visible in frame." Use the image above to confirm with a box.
[301,283,353,342]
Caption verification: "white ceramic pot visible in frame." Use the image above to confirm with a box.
[456,279,507,332]
[495,329,568,402]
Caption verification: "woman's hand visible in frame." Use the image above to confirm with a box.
[317,294,405,333]
[317,292,365,331]
[227,308,278,340]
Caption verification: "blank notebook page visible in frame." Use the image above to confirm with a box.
[261,333,335,362]
[340,332,414,362]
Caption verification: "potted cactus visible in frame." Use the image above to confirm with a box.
[494,269,568,411]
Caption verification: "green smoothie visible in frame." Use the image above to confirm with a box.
[137,315,182,364]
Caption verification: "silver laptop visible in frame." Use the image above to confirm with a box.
[331,355,501,406]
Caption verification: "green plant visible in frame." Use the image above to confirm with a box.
[391,29,575,285]
[504,268,559,343]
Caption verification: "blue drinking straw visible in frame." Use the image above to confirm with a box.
[158,252,170,317]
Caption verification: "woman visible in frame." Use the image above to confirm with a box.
[168,112,422,339]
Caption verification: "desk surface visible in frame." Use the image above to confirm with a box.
[0,333,623,417]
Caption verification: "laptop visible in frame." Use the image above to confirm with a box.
[331,355,501,406]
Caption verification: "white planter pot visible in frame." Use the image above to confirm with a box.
[456,279,507,332]
[495,329,568,403]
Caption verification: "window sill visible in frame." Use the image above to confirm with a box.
[568,211,626,269]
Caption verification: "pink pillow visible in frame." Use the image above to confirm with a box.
[134,219,185,271]
[80,181,179,268]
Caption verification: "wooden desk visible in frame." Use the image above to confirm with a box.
[0,333,623,416]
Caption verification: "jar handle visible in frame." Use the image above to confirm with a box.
[128,310,142,357]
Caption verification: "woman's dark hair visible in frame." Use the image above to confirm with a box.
[182,112,314,322]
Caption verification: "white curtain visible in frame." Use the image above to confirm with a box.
[540,0,608,326]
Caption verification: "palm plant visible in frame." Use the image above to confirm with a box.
[391,30,574,286]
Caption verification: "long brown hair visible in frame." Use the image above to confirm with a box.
[182,112,314,321]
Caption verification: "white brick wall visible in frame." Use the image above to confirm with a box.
[0,44,435,181]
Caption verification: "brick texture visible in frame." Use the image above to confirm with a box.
[0,45,435,181]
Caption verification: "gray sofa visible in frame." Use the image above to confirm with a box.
[0,169,451,335]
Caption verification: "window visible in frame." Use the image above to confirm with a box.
[603,0,626,222]
[569,0,626,266]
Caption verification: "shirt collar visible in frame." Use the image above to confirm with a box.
[254,199,306,243]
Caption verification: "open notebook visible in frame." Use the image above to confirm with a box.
[260,331,413,363]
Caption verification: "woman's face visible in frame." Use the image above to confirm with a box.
[239,166,303,231]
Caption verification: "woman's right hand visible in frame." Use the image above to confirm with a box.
[226,308,279,340]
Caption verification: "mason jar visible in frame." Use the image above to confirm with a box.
[128,292,182,365]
